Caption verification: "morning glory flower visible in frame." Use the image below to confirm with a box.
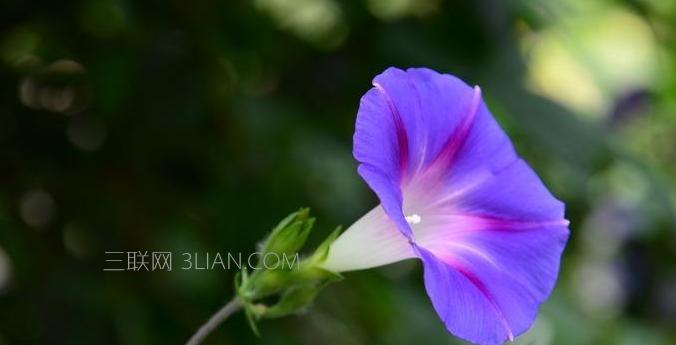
[322,67,570,345]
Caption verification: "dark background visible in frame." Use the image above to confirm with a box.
[1,0,675,344]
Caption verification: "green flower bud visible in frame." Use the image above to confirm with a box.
[258,208,313,265]
[235,208,344,334]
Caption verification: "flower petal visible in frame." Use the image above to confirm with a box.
[354,83,410,238]
[354,67,482,238]
[414,160,569,345]
[418,217,568,345]
[451,158,566,222]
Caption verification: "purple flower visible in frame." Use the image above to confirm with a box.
[322,67,570,345]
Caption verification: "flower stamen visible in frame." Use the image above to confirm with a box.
[405,214,422,225]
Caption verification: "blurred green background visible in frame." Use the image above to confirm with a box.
[1,0,675,344]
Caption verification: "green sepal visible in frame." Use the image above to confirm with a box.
[243,303,261,336]
[300,266,343,282]
[258,208,314,268]
[307,225,342,265]
[242,269,294,300]
[261,283,323,318]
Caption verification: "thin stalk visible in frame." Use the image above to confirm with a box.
[185,298,243,345]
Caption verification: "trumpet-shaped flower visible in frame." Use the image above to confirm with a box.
[322,67,569,345]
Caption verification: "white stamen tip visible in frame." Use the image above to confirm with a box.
[405,214,422,225]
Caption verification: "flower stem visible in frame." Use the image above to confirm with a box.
[185,298,243,345]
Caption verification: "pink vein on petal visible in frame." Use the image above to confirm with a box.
[407,76,428,178]
[373,82,410,178]
[450,260,516,342]
[435,214,570,231]
[433,86,482,169]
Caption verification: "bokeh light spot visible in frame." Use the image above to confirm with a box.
[19,189,56,230]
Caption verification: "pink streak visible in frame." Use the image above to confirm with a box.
[373,82,410,180]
